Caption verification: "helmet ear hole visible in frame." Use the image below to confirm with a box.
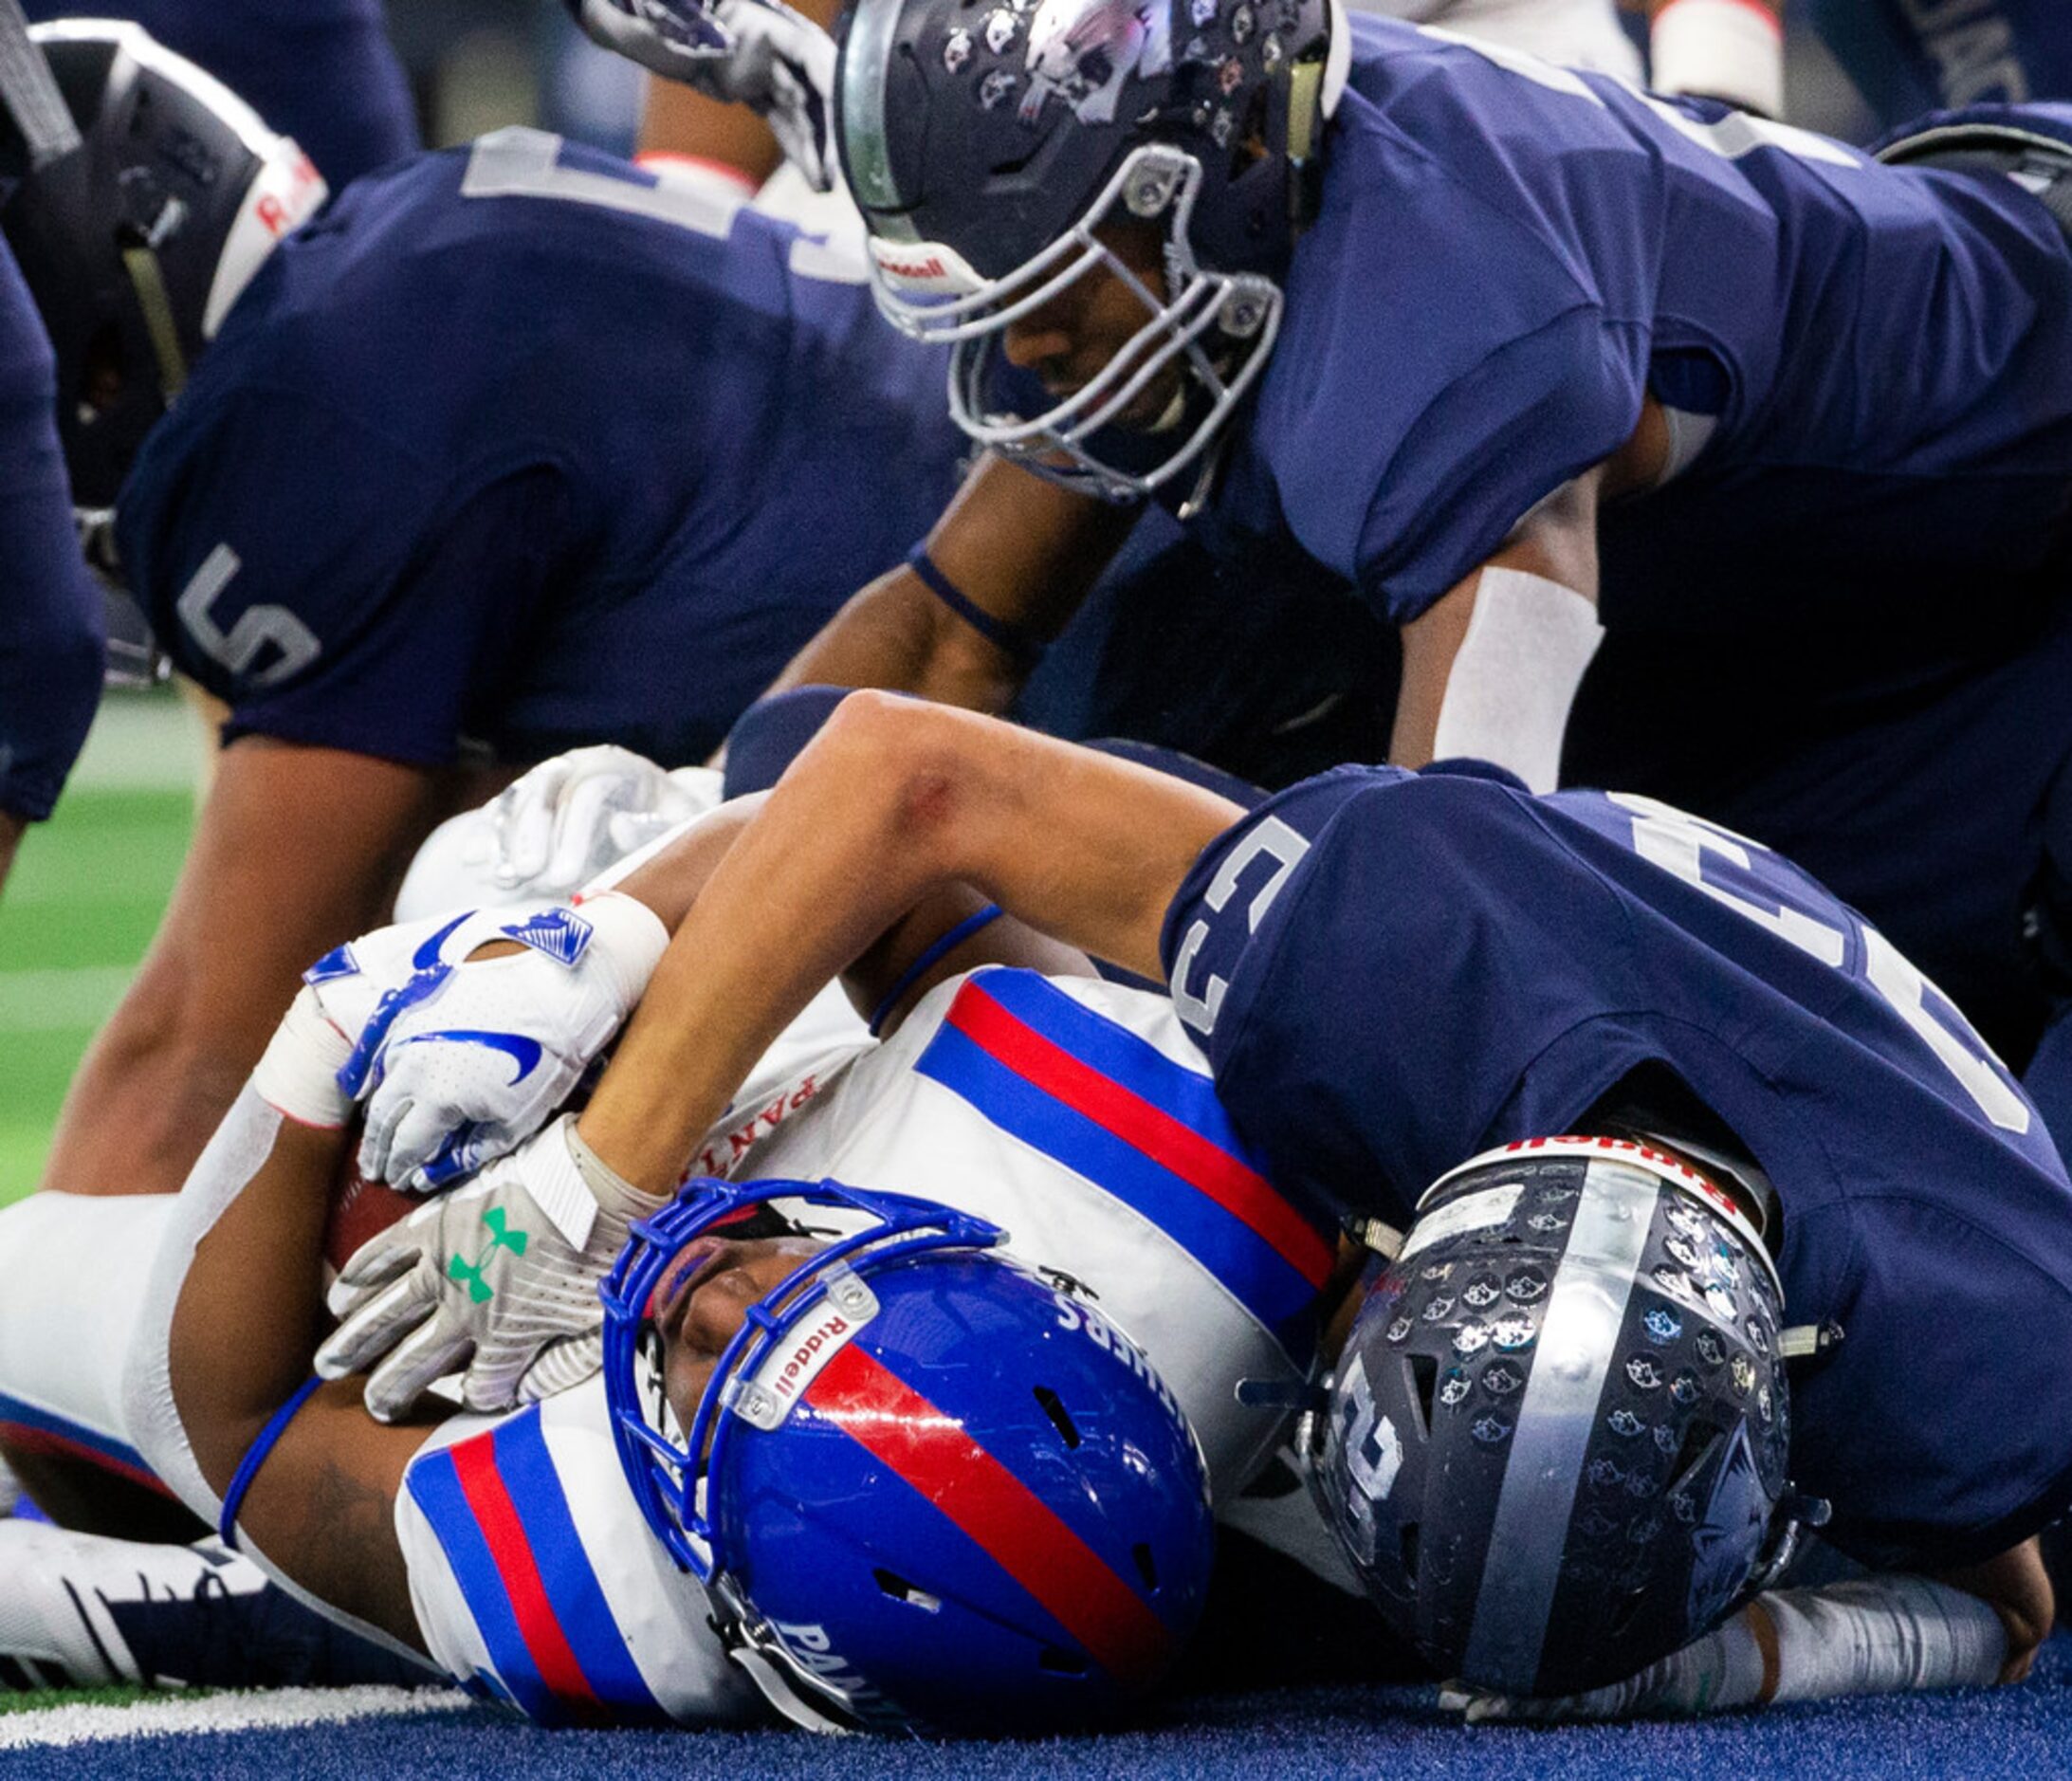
[1132,1542,1159,1593]
[1033,1384,1082,1449]
[1399,1521,1421,1580]
[1609,1588,1649,1641]
[1670,1419,1723,1492]
[873,1569,944,1613]
[1038,1647,1090,1676]
[1406,1351,1439,1441]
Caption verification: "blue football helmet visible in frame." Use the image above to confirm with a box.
[599,1175,1217,1734]
[836,0,1349,505]
[0,22,325,505]
[1311,1136,1828,1697]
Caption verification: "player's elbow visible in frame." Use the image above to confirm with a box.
[814,689,981,870]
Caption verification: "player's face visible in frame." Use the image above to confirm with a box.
[651,1233,829,1433]
[999,220,1186,431]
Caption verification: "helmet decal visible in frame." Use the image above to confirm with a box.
[1315,1139,1816,1698]
[1019,0,1172,126]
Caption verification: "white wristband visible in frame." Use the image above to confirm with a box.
[251,986,354,1129]
[569,889,671,1011]
[1652,0,1785,119]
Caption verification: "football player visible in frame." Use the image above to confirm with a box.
[349,691,2069,1715]
[18,0,417,186]
[642,0,2072,1105]
[0,17,325,898]
[0,772,1351,1727]
[6,22,1000,1216]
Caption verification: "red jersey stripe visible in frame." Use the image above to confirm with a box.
[449,1435,602,1713]
[946,982,1335,1287]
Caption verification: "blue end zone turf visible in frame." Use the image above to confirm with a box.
[7,1631,2068,1779]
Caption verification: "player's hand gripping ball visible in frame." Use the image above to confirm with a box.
[316,1113,661,1420]
[333,894,670,1190]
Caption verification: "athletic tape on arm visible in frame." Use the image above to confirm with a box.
[1428,567,1604,795]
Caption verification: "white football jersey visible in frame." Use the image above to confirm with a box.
[394,964,1337,1725]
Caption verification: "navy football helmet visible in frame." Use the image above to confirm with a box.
[836,0,1348,504]
[0,22,325,505]
[1312,1136,1827,1698]
[600,1175,1217,1734]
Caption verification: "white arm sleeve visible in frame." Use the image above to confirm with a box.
[119,1084,429,1667]
[1760,1574,2008,1703]
[1428,567,1604,794]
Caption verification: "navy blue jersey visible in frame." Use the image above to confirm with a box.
[1209,18,2072,626]
[1806,0,2072,133]
[1160,760,2072,1568]
[118,131,967,769]
[21,0,415,186]
[0,244,103,823]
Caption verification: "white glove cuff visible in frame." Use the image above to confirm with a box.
[571,889,671,1011]
[565,1117,669,1224]
[252,985,355,1128]
[1651,0,1785,119]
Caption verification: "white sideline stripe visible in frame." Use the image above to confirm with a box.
[0,966,136,1032]
[0,1684,471,1750]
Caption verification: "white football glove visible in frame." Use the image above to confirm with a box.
[490,747,721,900]
[338,893,670,1190]
[567,0,837,190]
[251,904,541,1129]
[315,1114,666,1421]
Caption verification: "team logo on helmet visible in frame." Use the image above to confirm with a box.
[1019,0,1172,124]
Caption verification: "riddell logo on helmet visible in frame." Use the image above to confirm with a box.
[868,238,982,296]
[770,1310,854,1404]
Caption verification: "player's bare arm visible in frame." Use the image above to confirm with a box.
[0,810,23,897]
[587,696,1241,1191]
[36,739,451,1200]
[762,453,1136,717]
[1390,395,1682,786]
[163,1108,435,1651]
[1390,464,1605,788]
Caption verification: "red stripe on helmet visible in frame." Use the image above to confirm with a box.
[449,1434,604,1717]
[803,1344,1173,1686]
[948,982,1334,1288]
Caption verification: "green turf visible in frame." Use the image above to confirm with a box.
[0,771,195,1209]
[0,1685,168,1717]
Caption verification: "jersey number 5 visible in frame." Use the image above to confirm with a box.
[176,542,321,689]
[1610,793,2032,1134]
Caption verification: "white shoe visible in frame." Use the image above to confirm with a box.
[0,1520,431,1691]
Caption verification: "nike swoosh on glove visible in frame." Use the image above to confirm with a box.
[568,0,837,189]
[338,892,670,1190]
[315,1114,664,1421]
